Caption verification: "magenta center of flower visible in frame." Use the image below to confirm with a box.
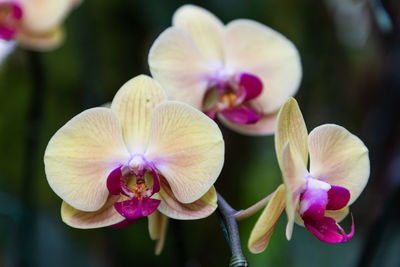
[0,1,23,40]
[202,72,263,125]
[106,155,161,221]
[299,177,354,243]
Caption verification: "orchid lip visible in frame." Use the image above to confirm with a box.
[299,176,353,243]
[0,1,23,40]
[202,71,264,125]
[304,215,354,243]
[106,156,161,221]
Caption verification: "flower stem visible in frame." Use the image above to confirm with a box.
[217,192,248,267]
[234,192,274,221]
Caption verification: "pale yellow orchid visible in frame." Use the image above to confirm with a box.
[44,75,224,254]
[0,0,81,51]
[148,4,302,135]
[248,97,369,253]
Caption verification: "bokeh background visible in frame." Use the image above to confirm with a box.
[1,0,400,266]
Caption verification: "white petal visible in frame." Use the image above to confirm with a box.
[225,19,302,113]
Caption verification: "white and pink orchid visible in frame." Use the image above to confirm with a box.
[0,0,81,51]
[148,4,302,135]
[44,75,224,254]
[248,98,370,253]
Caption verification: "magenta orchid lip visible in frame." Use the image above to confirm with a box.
[203,72,264,125]
[0,1,23,40]
[106,156,162,221]
[299,178,353,243]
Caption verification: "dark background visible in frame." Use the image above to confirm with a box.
[0,0,399,266]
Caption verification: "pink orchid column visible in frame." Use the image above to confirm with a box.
[149,4,302,135]
[248,98,370,253]
[44,75,224,254]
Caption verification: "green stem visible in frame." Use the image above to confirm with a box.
[234,191,274,221]
[217,192,249,267]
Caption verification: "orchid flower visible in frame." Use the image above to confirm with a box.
[44,75,224,254]
[0,0,81,51]
[248,98,369,253]
[148,4,302,135]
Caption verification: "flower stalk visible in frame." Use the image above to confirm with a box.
[217,192,248,267]
[234,192,274,221]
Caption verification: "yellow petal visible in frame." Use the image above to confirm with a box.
[280,142,307,240]
[248,184,286,254]
[224,19,302,114]
[61,195,124,229]
[146,101,224,204]
[148,210,168,255]
[155,178,217,219]
[218,111,278,136]
[44,108,130,212]
[172,4,224,64]
[308,124,370,204]
[21,0,73,33]
[275,97,308,169]
[149,27,214,110]
[111,75,166,154]
[294,209,304,226]
[16,26,64,51]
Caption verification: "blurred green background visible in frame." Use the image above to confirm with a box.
[1,0,400,266]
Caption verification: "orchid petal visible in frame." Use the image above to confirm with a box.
[146,101,224,204]
[220,106,261,125]
[149,27,214,110]
[218,111,278,136]
[248,184,286,254]
[327,185,350,210]
[44,108,130,211]
[172,4,224,64]
[111,75,166,154]
[281,142,307,240]
[304,215,354,243]
[275,98,308,169]
[224,19,302,113]
[281,142,308,192]
[114,197,161,220]
[156,178,217,220]
[308,124,370,204]
[20,0,73,33]
[16,26,64,51]
[148,210,168,255]
[61,195,124,229]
